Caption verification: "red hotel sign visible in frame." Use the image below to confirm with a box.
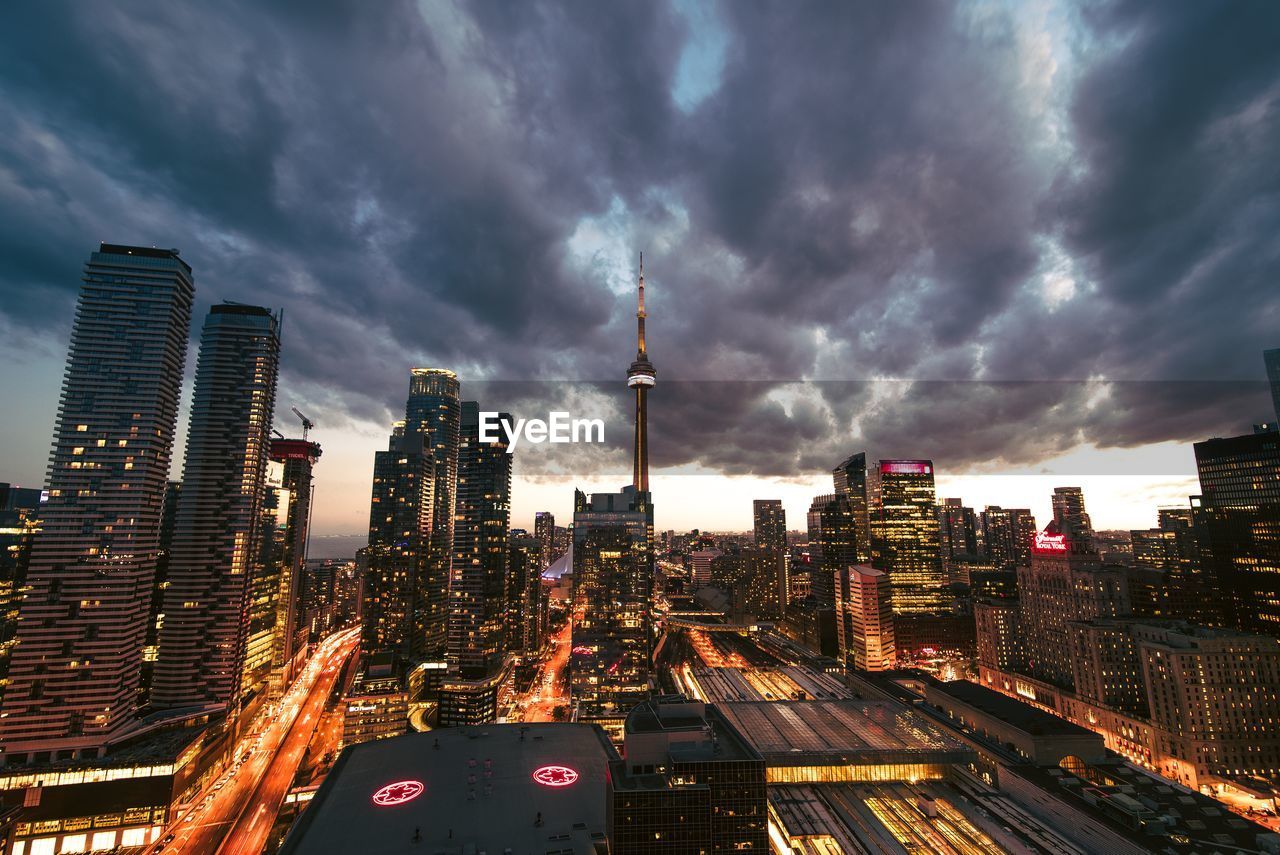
[1033,531,1067,553]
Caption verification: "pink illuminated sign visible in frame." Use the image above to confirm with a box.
[532,765,579,787]
[1033,531,1067,553]
[879,460,932,475]
[372,780,424,806]
[571,646,594,656]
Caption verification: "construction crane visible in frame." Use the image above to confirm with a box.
[291,407,315,440]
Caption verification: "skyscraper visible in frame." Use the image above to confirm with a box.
[403,368,461,662]
[268,437,321,680]
[938,498,979,586]
[0,244,194,758]
[243,438,321,690]
[0,485,41,708]
[1051,487,1093,539]
[152,303,281,711]
[752,499,788,613]
[534,511,556,570]
[1193,430,1280,636]
[752,499,786,554]
[138,480,180,708]
[447,402,512,679]
[981,506,1036,569]
[626,255,656,492]
[870,460,947,615]
[833,452,871,562]
[806,493,855,606]
[835,565,895,671]
[570,486,653,736]
[362,424,433,660]
[505,532,544,659]
[1265,347,1280,423]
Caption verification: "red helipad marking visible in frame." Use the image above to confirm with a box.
[532,765,579,787]
[372,779,424,806]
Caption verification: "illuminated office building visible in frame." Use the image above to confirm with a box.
[242,458,288,690]
[752,499,786,553]
[689,547,722,589]
[241,437,320,693]
[570,485,653,734]
[153,303,281,712]
[832,452,871,561]
[137,481,178,709]
[267,438,320,681]
[752,499,788,612]
[610,697,767,853]
[0,245,193,759]
[534,511,556,570]
[403,368,461,662]
[362,425,433,661]
[973,598,1022,672]
[506,532,545,659]
[1137,623,1280,786]
[806,493,855,607]
[938,498,979,586]
[440,402,512,726]
[342,652,408,747]
[981,505,1036,569]
[835,565,895,671]
[1193,430,1280,636]
[0,485,41,708]
[870,460,947,615]
[1051,486,1093,540]
[1015,523,1129,690]
[447,402,511,678]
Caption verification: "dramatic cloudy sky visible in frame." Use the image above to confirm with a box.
[2,1,1277,545]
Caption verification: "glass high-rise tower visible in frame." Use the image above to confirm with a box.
[362,424,433,660]
[152,303,281,711]
[446,402,511,678]
[404,368,460,663]
[0,244,194,759]
[870,460,947,615]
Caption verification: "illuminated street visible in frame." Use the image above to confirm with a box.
[152,627,360,855]
[519,614,573,723]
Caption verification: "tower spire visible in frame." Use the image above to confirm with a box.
[637,251,647,358]
[626,252,656,493]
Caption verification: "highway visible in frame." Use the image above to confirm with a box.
[152,627,360,855]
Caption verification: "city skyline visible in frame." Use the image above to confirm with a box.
[3,2,1280,540]
[2,3,1280,852]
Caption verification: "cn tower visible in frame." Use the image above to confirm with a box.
[627,253,656,492]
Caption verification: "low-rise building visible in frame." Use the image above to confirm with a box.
[610,696,767,853]
[342,653,407,746]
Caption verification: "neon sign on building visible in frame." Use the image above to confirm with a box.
[371,780,424,806]
[878,460,932,475]
[532,765,579,787]
[1032,531,1067,553]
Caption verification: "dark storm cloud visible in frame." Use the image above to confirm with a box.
[0,1,1275,480]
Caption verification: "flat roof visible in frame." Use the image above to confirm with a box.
[716,700,971,766]
[281,723,618,854]
[1010,762,1278,853]
[927,680,1097,738]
